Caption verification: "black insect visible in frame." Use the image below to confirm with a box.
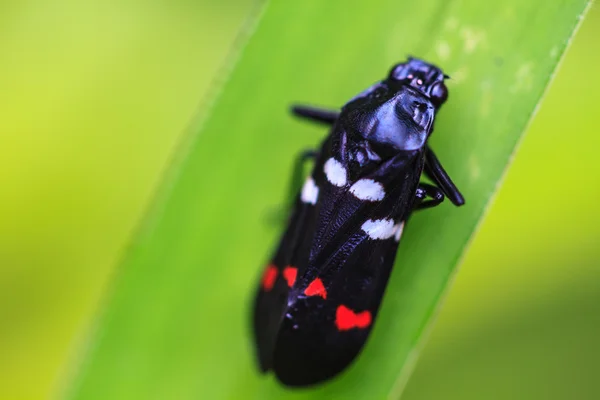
[253,57,464,387]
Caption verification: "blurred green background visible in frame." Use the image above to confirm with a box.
[0,1,597,399]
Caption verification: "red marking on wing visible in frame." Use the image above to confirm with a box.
[335,305,372,331]
[304,278,327,299]
[261,265,278,291]
[283,266,297,287]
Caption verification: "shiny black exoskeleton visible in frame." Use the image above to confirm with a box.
[253,58,464,387]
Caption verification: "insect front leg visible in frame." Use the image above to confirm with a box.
[288,149,318,207]
[291,105,339,126]
[424,147,465,206]
[414,183,444,210]
[265,150,318,227]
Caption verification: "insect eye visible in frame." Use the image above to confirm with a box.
[388,63,407,80]
[430,82,448,106]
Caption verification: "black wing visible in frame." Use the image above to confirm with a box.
[253,143,326,372]
[255,58,464,386]
[254,120,424,385]
[272,146,422,386]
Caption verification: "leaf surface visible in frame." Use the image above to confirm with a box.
[65,1,591,399]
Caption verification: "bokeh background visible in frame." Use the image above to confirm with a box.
[0,1,598,399]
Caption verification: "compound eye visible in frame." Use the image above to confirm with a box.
[430,81,448,106]
[388,63,407,80]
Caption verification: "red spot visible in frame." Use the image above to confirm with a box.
[283,266,297,287]
[335,305,372,331]
[261,265,278,291]
[304,278,327,299]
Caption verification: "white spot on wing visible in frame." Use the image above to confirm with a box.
[324,158,347,187]
[361,219,396,240]
[349,179,385,201]
[300,177,319,205]
[394,222,405,242]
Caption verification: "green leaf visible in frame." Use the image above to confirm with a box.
[64,1,591,399]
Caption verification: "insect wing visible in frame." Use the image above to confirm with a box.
[271,150,422,386]
[253,160,325,372]
[253,57,463,387]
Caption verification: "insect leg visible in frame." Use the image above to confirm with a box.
[265,150,318,227]
[288,149,318,208]
[414,183,444,210]
[291,105,339,125]
[424,147,465,206]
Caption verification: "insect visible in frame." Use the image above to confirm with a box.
[252,57,465,387]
